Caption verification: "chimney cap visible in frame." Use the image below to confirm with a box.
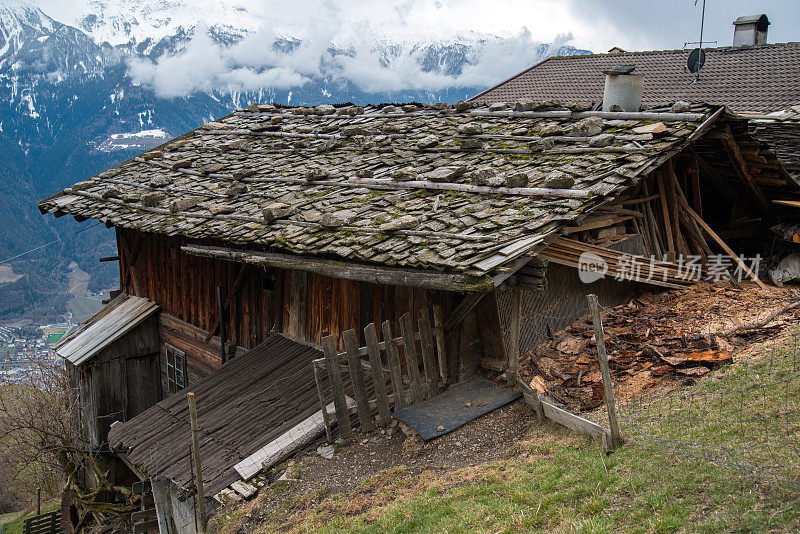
[733,14,769,29]
[602,65,636,76]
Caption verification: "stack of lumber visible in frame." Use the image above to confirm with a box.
[519,283,797,412]
[509,257,548,291]
[541,237,693,290]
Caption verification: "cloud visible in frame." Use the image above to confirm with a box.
[127,25,310,97]
[126,19,575,98]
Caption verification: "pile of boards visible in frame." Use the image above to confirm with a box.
[519,283,796,412]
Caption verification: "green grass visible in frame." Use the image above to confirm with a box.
[68,296,104,324]
[0,504,59,534]
[222,334,800,534]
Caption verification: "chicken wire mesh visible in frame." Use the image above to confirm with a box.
[518,287,800,488]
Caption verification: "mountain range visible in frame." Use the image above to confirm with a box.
[0,0,590,322]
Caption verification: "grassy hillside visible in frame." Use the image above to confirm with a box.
[216,332,800,533]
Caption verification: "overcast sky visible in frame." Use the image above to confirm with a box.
[33,0,800,53]
[28,0,800,97]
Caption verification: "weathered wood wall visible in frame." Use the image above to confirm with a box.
[69,314,161,448]
[116,229,486,387]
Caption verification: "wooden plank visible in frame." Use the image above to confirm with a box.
[342,329,374,431]
[399,312,425,404]
[288,271,308,339]
[443,293,485,332]
[234,399,343,479]
[381,321,407,408]
[431,303,448,385]
[417,308,440,399]
[364,323,392,427]
[656,171,676,261]
[322,335,352,439]
[540,397,609,441]
[517,379,545,422]
[587,294,623,448]
[230,480,258,499]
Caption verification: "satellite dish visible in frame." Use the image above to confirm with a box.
[687,48,706,74]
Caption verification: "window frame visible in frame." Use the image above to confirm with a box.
[163,344,186,394]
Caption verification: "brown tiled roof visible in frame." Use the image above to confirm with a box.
[37,101,783,288]
[469,43,800,114]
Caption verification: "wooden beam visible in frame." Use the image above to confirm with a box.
[656,171,676,262]
[722,124,771,214]
[443,293,486,332]
[182,244,493,293]
[348,177,591,199]
[677,196,767,289]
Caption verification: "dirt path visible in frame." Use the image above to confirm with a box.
[215,399,535,532]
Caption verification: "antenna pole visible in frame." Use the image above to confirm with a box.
[699,0,706,49]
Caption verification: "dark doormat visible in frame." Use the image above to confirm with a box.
[392,378,521,440]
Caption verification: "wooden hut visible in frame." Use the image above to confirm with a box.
[38,100,800,511]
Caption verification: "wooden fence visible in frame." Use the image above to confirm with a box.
[313,308,443,440]
[21,511,61,534]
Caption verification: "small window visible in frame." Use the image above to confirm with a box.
[164,344,186,394]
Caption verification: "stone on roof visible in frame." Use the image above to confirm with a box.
[37,101,778,287]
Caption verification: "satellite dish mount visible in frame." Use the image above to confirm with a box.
[685,0,712,83]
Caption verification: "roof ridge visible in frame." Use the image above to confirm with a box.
[543,41,800,62]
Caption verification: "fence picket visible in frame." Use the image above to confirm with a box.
[382,320,408,408]
[418,308,440,398]
[399,313,425,404]
[343,329,374,431]
[364,323,392,427]
[322,335,352,439]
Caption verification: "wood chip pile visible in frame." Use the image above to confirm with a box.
[519,283,800,412]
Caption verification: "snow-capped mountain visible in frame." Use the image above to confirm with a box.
[0,0,591,321]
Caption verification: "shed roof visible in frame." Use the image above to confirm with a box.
[468,43,800,114]
[55,294,159,365]
[108,334,323,496]
[37,101,793,290]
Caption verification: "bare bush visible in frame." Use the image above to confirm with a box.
[0,355,138,530]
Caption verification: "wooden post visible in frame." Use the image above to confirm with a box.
[431,303,449,385]
[36,487,41,515]
[586,294,623,449]
[322,336,352,439]
[187,392,207,532]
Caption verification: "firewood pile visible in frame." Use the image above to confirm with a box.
[519,283,800,412]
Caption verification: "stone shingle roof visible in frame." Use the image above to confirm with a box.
[469,43,800,114]
[39,101,725,285]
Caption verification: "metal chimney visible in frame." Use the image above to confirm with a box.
[733,14,769,47]
[602,65,643,112]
